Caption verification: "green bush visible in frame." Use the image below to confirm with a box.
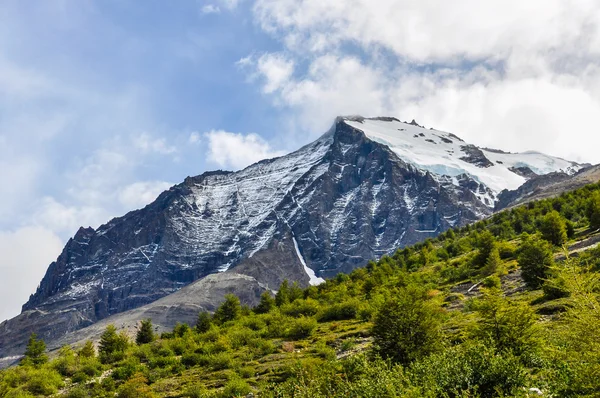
[482,275,501,289]
[317,300,360,322]
[286,317,317,340]
[220,377,251,398]
[181,353,210,368]
[372,287,442,366]
[410,343,528,397]
[281,299,320,318]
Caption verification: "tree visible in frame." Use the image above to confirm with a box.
[470,288,540,356]
[372,287,442,366]
[540,210,568,246]
[518,236,554,289]
[474,231,497,267]
[99,324,129,364]
[566,220,576,239]
[78,340,96,359]
[275,280,291,307]
[195,312,212,333]
[481,246,502,276]
[213,294,241,324]
[136,319,155,345]
[254,291,275,314]
[587,191,600,230]
[22,333,48,367]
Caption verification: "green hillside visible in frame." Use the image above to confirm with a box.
[3,183,600,398]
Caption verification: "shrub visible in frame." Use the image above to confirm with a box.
[24,368,64,396]
[286,317,317,340]
[220,378,251,398]
[281,299,320,318]
[540,211,568,246]
[181,353,210,368]
[482,275,501,289]
[317,300,360,322]
[117,373,155,398]
[410,343,528,397]
[470,288,540,356]
[207,352,234,371]
[372,287,442,366]
[518,236,554,289]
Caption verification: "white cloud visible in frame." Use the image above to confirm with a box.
[0,227,63,322]
[219,0,243,10]
[118,181,173,210]
[189,131,202,144]
[34,197,109,235]
[133,132,177,155]
[201,4,221,14]
[243,0,600,163]
[205,130,285,170]
[255,53,295,94]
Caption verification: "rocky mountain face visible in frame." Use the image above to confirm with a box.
[0,116,585,361]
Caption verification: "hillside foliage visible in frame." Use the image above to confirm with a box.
[2,183,600,397]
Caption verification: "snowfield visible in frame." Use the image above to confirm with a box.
[345,118,582,198]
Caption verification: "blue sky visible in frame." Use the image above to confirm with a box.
[2,0,600,321]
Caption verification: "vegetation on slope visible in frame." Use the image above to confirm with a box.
[2,184,600,397]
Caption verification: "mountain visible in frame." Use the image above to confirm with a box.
[495,164,600,210]
[0,116,584,361]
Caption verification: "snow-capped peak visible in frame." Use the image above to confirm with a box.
[343,117,583,202]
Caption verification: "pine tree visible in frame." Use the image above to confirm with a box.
[481,246,502,276]
[275,280,291,307]
[213,294,241,324]
[254,291,275,314]
[195,312,212,333]
[99,324,129,363]
[78,340,96,358]
[136,319,155,345]
[540,210,568,246]
[22,333,48,367]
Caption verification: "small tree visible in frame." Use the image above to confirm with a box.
[540,210,568,246]
[470,288,540,356]
[78,340,96,359]
[372,287,442,366]
[195,312,212,333]
[518,236,554,289]
[99,324,129,364]
[254,291,276,314]
[481,246,503,276]
[474,231,497,267]
[587,192,600,230]
[136,319,155,345]
[275,280,291,307]
[213,294,241,324]
[22,333,48,367]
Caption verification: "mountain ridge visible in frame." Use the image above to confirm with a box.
[0,116,587,361]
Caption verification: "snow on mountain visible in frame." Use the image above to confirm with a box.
[345,117,582,201]
[1,115,586,361]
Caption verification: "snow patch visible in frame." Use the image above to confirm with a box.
[293,237,324,285]
[345,118,583,204]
